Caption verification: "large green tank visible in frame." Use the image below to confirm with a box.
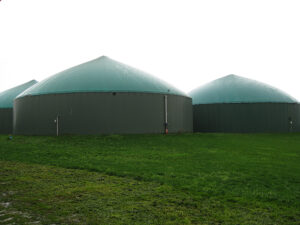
[14,56,192,135]
[0,80,37,134]
[189,75,300,133]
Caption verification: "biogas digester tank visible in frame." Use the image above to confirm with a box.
[189,75,300,133]
[0,80,37,134]
[14,56,192,135]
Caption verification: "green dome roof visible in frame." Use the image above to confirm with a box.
[0,80,37,108]
[189,75,298,104]
[18,56,186,98]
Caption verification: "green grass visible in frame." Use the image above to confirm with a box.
[0,161,206,224]
[0,133,300,224]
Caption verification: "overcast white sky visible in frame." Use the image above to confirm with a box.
[1,0,300,99]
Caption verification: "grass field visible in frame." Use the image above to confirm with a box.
[0,133,300,224]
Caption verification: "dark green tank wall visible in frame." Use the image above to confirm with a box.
[0,108,12,134]
[14,92,193,135]
[193,103,300,133]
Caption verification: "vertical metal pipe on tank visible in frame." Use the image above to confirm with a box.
[57,115,59,136]
[289,118,293,132]
[164,95,168,134]
[54,115,59,136]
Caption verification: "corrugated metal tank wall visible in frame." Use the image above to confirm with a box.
[193,103,300,133]
[14,92,193,135]
[0,80,37,134]
[0,109,13,134]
